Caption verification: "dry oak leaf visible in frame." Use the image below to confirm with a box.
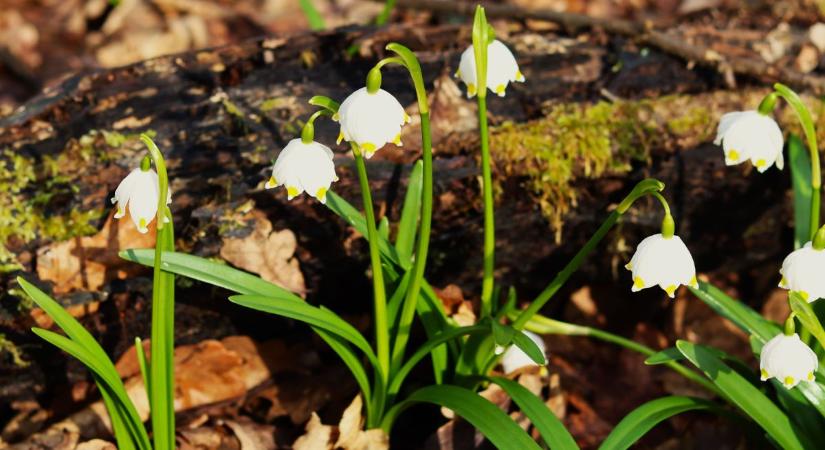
[36,210,156,294]
[219,209,305,295]
[293,395,388,450]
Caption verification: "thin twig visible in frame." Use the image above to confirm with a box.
[392,0,825,95]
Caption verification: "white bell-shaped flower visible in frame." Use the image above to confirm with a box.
[335,87,410,159]
[266,138,337,203]
[501,330,547,374]
[625,234,698,298]
[456,39,525,98]
[111,167,172,234]
[779,242,825,302]
[760,333,818,389]
[714,110,784,172]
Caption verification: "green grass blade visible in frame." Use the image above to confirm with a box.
[599,396,716,450]
[378,216,390,241]
[689,282,779,342]
[511,328,546,365]
[382,385,542,449]
[229,294,380,370]
[327,191,406,269]
[134,337,150,409]
[314,327,372,409]
[298,0,325,30]
[789,134,812,248]
[32,328,150,449]
[120,250,301,301]
[489,377,579,450]
[789,292,825,349]
[676,340,810,450]
[395,160,423,262]
[98,379,137,450]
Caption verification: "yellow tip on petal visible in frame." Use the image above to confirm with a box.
[515,70,525,81]
[727,149,740,162]
[392,133,402,146]
[755,159,767,169]
[138,218,148,233]
[337,131,344,144]
[689,276,698,288]
[265,176,278,189]
[115,207,125,218]
[784,376,795,387]
[332,112,340,122]
[454,69,461,78]
[761,369,770,381]
[539,366,548,377]
[808,372,816,382]
[361,142,377,157]
[779,276,788,288]
[665,285,678,298]
[495,84,506,96]
[633,276,645,290]
[286,186,299,198]
[403,112,411,123]
[316,187,328,203]
[799,291,810,301]
[624,262,632,270]
[467,83,477,97]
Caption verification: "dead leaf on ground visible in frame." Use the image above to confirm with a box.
[36,210,156,295]
[292,395,388,450]
[223,418,276,450]
[220,209,306,295]
[75,439,116,450]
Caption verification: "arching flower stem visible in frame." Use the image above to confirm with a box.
[784,312,797,336]
[300,109,333,143]
[772,83,821,240]
[651,191,675,238]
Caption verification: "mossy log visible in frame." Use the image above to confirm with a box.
[0,23,798,414]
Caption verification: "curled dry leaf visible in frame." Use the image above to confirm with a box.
[292,413,334,450]
[219,209,306,296]
[223,419,276,450]
[36,210,156,294]
[293,395,388,450]
[75,439,116,450]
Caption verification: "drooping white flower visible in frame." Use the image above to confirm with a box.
[779,242,825,302]
[111,168,172,234]
[625,234,698,298]
[266,138,337,203]
[501,330,547,374]
[714,110,784,172]
[760,333,818,389]
[456,39,525,98]
[335,87,410,159]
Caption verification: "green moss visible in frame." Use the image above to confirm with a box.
[0,129,151,271]
[0,333,28,367]
[491,96,717,239]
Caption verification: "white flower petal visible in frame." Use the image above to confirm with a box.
[337,87,407,156]
[779,242,825,301]
[457,40,523,97]
[127,170,161,233]
[269,138,337,203]
[760,333,818,389]
[501,330,547,374]
[716,111,784,172]
[627,234,697,297]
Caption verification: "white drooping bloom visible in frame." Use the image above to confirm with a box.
[760,333,818,389]
[456,39,525,98]
[266,138,337,203]
[714,110,784,172]
[501,330,547,374]
[112,168,172,234]
[626,234,698,298]
[779,242,825,302]
[335,87,410,158]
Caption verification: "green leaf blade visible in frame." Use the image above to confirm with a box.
[599,396,715,450]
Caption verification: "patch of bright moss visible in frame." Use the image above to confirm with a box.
[0,333,28,367]
[491,96,715,239]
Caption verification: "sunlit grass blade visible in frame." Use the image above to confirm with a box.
[789,134,813,248]
[676,340,810,450]
[489,377,579,450]
[229,294,380,370]
[299,0,325,30]
[510,328,545,365]
[381,385,542,449]
[395,160,423,263]
[689,282,779,341]
[121,249,302,301]
[99,384,137,450]
[31,328,150,449]
[134,337,150,408]
[598,396,717,450]
[327,191,405,268]
[378,216,390,241]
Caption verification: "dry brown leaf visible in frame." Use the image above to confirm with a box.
[223,419,276,450]
[220,209,305,295]
[334,395,388,450]
[36,210,156,295]
[292,413,334,450]
[75,439,116,450]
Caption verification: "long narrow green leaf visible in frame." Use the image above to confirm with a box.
[599,396,716,450]
[676,340,809,450]
[314,327,372,408]
[99,379,137,450]
[327,191,406,269]
[395,160,423,262]
[689,283,780,342]
[18,278,150,448]
[229,294,380,370]
[120,250,301,301]
[134,337,150,409]
[511,329,546,365]
[298,0,325,30]
[32,328,150,449]
[789,134,813,249]
[382,385,542,450]
[789,292,825,349]
[490,377,579,450]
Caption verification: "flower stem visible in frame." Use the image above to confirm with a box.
[382,43,434,372]
[139,134,176,450]
[353,144,390,379]
[478,95,496,317]
[511,179,666,329]
[520,313,724,397]
[375,0,396,25]
[773,83,821,240]
[784,312,797,336]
